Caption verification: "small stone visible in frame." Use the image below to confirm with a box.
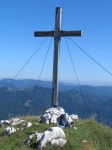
[25,122,32,128]
[46,120,49,124]
[82,140,87,143]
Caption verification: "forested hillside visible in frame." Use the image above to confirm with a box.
[0,84,112,126]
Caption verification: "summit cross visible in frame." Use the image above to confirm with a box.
[34,7,82,107]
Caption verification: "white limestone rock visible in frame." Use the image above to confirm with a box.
[50,138,66,147]
[24,132,43,144]
[50,114,59,124]
[38,127,66,149]
[70,114,79,121]
[40,107,65,124]
[82,140,88,144]
[24,134,35,144]
[46,120,49,124]
[11,118,25,126]
[57,107,65,114]
[41,113,51,124]
[59,113,74,128]
[0,120,10,125]
[40,107,77,128]
[36,132,43,142]
[3,127,16,136]
[25,122,32,128]
[24,126,66,149]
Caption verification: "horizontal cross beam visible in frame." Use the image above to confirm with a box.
[34,30,82,37]
[60,31,82,36]
[34,31,54,37]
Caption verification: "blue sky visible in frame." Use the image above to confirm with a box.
[0,0,112,85]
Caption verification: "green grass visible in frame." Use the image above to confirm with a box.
[0,116,112,150]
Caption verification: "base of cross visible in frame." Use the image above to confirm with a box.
[38,107,78,128]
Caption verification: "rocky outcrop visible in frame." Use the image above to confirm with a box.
[39,107,77,128]
[24,126,66,149]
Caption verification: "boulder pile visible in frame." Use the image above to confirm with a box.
[0,118,25,127]
[0,118,32,136]
[0,107,79,149]
[39,107,77,128]
[40,107,65,124]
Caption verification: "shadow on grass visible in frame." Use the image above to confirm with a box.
[30,142,38,149]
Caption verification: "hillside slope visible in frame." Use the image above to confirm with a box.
[0,86,112,126]
[0,116,112,150]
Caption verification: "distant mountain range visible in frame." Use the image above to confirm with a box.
[0,78,75,91]
[0,78,112,126]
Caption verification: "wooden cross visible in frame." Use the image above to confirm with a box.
[34,7,82,107]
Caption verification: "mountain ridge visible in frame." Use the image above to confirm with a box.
[0,84,112,126]
[0,78,112,91]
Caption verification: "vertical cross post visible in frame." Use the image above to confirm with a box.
[52,7,62,107]
[34,7,82,108]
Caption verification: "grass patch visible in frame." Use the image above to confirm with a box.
[0,116,112,150]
